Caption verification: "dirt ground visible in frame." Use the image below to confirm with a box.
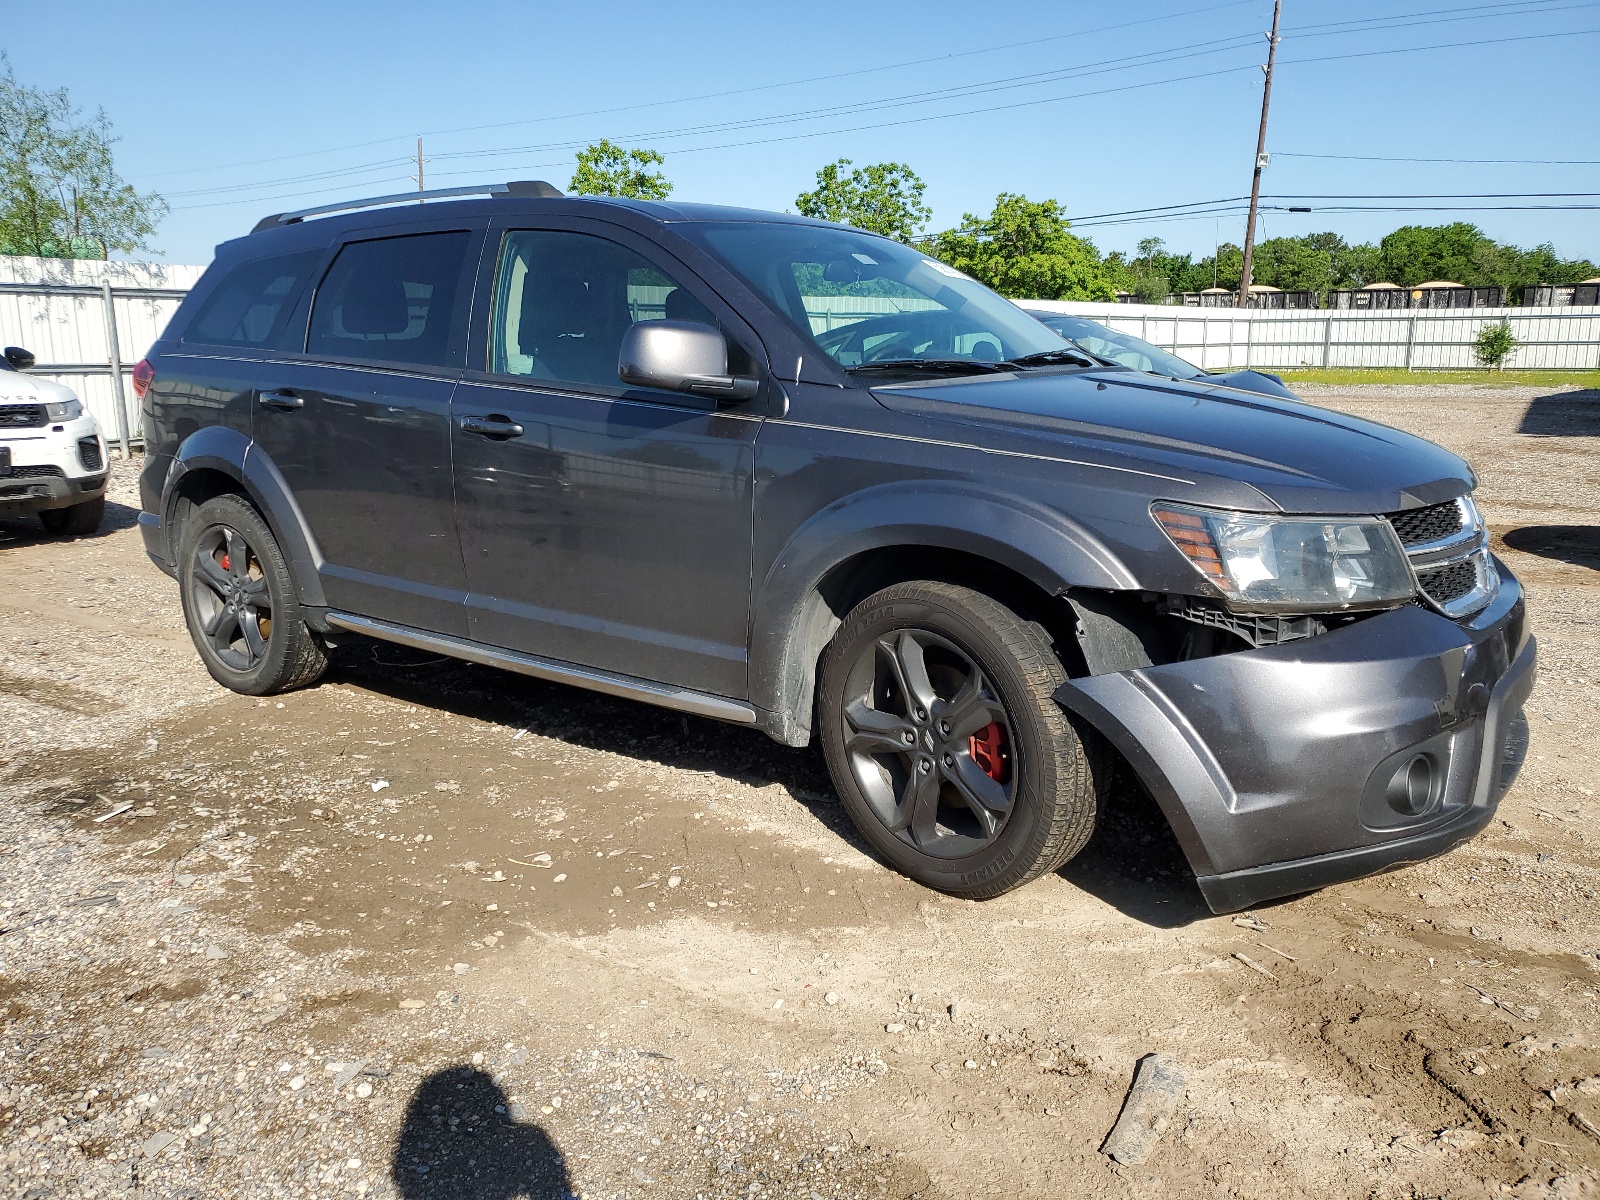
[2,383,1598,1200]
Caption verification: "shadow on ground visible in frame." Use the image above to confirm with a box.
[1501,525,1600,571]
[1516,389,1600,437]
[323,638,1206,928]
[1057,764,1211,928]
[0,497,141,549]
[392,1066,572,1199]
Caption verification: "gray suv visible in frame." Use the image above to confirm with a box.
[136,181,1535,912]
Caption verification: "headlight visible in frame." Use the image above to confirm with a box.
[44,398,83,421]
[1153,502,1415,612]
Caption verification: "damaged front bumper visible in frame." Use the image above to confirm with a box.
[1055,558,1535,914]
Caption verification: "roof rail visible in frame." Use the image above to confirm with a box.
[249,180,564,234]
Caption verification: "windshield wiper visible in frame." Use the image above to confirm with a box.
[1001,349,1098,369]
[846,358,1008,375]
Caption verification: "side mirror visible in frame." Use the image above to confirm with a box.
[4,346,35,371]
[618,321,759,405]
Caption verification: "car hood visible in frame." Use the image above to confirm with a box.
[869,368,1474,513]
[0,370,79,407]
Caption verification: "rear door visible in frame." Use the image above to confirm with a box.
[450,219,769,697]
[252,223,484,635]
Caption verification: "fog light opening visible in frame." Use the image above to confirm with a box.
[1386,754,1438,817]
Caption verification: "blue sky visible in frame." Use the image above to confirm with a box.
[8,0,1599,266]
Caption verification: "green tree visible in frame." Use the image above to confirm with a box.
[1379,222,1491,286]
[1329,240,1384,289]
[1250,236,1333,295]
[795,159,932,243]
[0,62,166,259]
[930,193,1115,301]
[1473,320,1517,370]
[568,139,672,200]
[1194,243,1244,293]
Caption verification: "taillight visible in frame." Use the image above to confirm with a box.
[131,358,154,400]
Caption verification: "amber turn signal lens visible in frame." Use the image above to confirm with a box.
[1152,506,1226,580]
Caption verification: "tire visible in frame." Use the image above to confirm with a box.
[817,581,1107,899]
[39,496,105,536]
[176,493,327,695]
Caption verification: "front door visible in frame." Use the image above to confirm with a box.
[251,226,481,635]
[450,224,765,698]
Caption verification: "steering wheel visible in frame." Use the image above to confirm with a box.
[862,337,923,363]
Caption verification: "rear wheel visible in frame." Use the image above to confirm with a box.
[818,581,1107,899]
[177,494,327,695]
[39,496,104,536]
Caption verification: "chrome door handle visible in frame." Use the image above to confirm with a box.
[459,414,524,439]
[259,389,304,411]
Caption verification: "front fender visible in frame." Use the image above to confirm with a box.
[162,426,328,609]
[749,480,1138,743]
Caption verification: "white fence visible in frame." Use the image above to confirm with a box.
[0,257,203,452]
[3,254,1598,454]
[1027,299,1600,372]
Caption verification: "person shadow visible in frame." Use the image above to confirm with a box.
[392,1066,574,1200]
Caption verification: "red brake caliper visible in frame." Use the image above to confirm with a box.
[220,553,231,571]
[969,722,1010,783]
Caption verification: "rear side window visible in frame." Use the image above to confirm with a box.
[307,231,471,368]
[182,249,320,349]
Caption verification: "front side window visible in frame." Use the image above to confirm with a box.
[685,222,1068,368]
[183,249,321,349]
[489,229,719,388]
[307,231,471,368]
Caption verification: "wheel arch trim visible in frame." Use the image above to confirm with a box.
[162,426,328,609]
[750,481,1138,745]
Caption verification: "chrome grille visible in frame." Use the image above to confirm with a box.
[1384,496,1496,619]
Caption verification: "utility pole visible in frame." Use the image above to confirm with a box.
[416,136,425,200]
[1237,0,1282,309]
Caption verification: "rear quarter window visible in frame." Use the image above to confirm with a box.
[306,231,471,369]
[180,249,322,349]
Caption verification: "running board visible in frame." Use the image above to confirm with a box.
[323,611,759,726]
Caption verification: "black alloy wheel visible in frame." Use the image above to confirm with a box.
[839,628,1016,858]
[177,493,327,695]
[818,581,1105,899]
[189,523,273,671]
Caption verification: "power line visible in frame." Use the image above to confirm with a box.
[143,0,1259,181]
[168,31,1263,199]
[1071,203,1600,229]
[1288,0,1598,36]
[1276,151,1600,165]
[153,0,1594,192]
[419,26,1600,168]
[425,35,1264,164]
[170,21,1600,213]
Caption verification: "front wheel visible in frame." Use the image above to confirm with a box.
[177,494,327,695]
[817,581,1106,899]
[39,496,105,536]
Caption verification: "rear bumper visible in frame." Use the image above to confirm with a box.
[138,451,176,577]
[1056,559,1535,913]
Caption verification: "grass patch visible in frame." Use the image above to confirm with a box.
[1271,367,1600,389]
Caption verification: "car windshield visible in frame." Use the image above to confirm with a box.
[1027,312,1205,380]
[687,222,1072,370]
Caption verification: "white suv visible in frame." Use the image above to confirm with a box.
[0,346,109,536]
